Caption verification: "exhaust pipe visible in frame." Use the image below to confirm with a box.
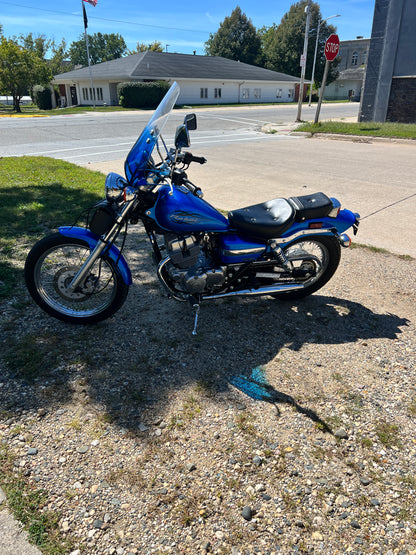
[157,256,305,302]
[203,282,304,300]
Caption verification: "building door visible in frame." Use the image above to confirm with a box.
[70,86,78,106]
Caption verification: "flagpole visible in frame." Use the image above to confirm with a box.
[82,0,96,108]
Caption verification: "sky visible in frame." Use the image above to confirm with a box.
[1,0,375,55]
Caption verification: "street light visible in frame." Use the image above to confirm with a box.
[308,14,340,106]
[296,0,312,122]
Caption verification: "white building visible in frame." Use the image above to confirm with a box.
[52,51,302,107]
[324,38,370,102]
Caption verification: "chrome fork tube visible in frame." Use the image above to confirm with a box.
[68,199,134,292]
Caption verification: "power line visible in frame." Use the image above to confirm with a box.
[2,1,209,34]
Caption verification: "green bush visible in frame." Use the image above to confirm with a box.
[32,85,52,110]
[117,81,170,108]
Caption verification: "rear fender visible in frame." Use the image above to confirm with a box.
[275,208,359,247]
[58,226,132,285]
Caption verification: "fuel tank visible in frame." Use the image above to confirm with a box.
[154,185,229,233]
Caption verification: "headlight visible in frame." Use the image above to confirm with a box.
[105,172,126,201]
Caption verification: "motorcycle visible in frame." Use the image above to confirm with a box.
[24,82,360,334]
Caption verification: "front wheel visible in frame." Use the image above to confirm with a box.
[25,233,129,324]
[272,235,341,301]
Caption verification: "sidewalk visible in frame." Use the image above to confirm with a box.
[0,488,42,555]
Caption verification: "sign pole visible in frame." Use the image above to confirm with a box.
[314,59,329,124]
[314,33,339,124]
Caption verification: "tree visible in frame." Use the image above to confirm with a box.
[205,6,262,66]
[0,37,52,111]
[260,1,338,85]
[69,33,127,67]
[127,41,163,55]
[18,33,71,76]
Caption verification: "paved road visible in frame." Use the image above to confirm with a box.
[0,102,359,165]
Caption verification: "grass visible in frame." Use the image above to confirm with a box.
[297,120,416,140]
[375,421,401,448]
[0,447,74,553]
[0,156,104,298]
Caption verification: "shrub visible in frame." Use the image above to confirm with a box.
[32,85,53,110]
[117,81,170,108]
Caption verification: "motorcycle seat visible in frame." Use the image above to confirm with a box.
[228,198,296,239]
[288,192,333,222]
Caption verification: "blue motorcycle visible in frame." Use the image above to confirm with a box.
[25,82,359,333]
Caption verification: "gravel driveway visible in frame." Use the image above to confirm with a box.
[0,228,415,554]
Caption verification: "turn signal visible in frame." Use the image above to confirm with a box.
[339,233,351,248]
[123,187,136,202]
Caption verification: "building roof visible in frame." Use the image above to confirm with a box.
[337,67,366,81]
[53,51,301,83]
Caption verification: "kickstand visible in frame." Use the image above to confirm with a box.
[192,303,200,336]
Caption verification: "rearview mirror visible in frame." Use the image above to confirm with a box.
[175,124,191,149]
[184,113,197,131]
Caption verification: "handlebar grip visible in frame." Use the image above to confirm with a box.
[191,155,207,165]
[182,152,206,165]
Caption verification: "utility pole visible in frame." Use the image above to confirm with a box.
[296,0,312,122]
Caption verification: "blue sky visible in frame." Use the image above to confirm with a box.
[1,0,375,55]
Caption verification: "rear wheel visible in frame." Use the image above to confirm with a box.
[272,235,341,301]
[25,233,129,324]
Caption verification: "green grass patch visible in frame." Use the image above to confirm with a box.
[297,121,416,140]
[0,156,104,298]
[0,447,74,553]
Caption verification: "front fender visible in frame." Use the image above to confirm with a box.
[58,226,132,285]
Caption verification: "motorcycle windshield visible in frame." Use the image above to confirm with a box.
[124,81,180,185]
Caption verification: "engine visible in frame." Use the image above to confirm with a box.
[164,234,226,294]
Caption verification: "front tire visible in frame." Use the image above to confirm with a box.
[24,233,129,324]
[272,235,341,301]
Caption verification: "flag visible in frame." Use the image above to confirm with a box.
[83,0,97,6]
[82,3,88,28]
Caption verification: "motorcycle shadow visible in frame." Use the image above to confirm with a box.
[1,284,409,438]
[97,287,409,434]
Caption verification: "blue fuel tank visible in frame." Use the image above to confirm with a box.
[154,185,230,233]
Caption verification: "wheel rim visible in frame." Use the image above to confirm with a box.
[284,239,330,287]
[34,242,118,318]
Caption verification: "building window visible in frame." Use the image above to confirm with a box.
[351,51,359,66]
[277,88,282,98]
[96,87,103,101]
[200,88,208,99]
[254,88,261,99]
[362,50,367,66]
[214,88,222,99]
[288,89,294,99]
[82,88,89,101]
[242,88,249,99]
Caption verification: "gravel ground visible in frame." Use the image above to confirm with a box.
[0,228,415,555]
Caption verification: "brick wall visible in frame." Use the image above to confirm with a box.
[387,78,416,122]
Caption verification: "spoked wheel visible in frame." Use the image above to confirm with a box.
[24,233,129,324]
[272,235,341,301]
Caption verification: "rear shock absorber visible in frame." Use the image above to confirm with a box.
[269,239,293,272]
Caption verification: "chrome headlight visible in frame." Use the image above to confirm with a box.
[105,172,126,201]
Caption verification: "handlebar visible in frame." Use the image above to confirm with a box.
[180,152,207,166]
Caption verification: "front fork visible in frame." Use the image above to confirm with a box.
[68,199,135,293]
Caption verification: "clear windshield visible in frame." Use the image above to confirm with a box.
[124,81,180,185]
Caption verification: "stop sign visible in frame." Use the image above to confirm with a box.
[324,34,340,62]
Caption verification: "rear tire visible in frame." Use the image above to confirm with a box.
[25,233,129,324]
[272,235,341,301]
